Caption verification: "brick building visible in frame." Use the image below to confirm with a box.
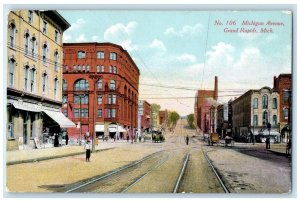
[194,76,218,134]
[138,100,151,132]
[273,73,292,142]
[62,42,140,142]
[159,110,168,130]
[6,10,73,150]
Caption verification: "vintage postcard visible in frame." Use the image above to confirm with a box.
[5,7,293,197]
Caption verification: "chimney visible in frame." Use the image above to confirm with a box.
[273,76,277,89]
[214,76,218,101]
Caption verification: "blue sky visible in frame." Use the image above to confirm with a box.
[58,10,292,116]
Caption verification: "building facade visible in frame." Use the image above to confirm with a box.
[6,10,73,150]
[138,100,151,132]
[232,87,280,142]
[62,42,140,142]
[216,101,232,138]
[273,74,292,142]
[194,76,218,134]
[159,110,168,130]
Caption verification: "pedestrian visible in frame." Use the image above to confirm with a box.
[65,133,69,145]
[186,135,189,145]
[265,137,270,149]
[54,133,59,147]
[85,140,91,162]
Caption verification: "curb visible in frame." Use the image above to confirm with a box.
[6,148,113,166]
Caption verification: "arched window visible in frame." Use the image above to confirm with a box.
[113,66,117,74]
[31,37,36,57]
[110,80,116,90]
[25,33,30,54]
[262,95,268,109]
[42,73,47,93]
[24,65,29,91]
[273,115,277,126]
[62,79,67,91]
[97,79,102,90]
[253,98,258,109]
[272,98,277,109]
[77,51,86,59]
[10,23,16,47]
[9,58,15,87]
[54,78,58,97]
[54,51,59,71]
[109,65,113,73]
[30,68,35,93]
[263,110,268,126]
[43,43,47,64]
[283,108,289,120]
[74,79,89,91]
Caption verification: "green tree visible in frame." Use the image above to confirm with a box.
[151,103,161,114]
[187,113,195,129]
[168,111,180,129]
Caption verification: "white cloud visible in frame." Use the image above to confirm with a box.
[206,42,235,68]
[177,53,197,63]
[68,18,86,32]
[149,39,167,52]
[121,40,139,51]
[164,23,203,37]
[104,21,137,41]
[63,33,72,42]
[92,35,99,41]
[75,34,87,42]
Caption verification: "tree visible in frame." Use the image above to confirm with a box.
[187,113,195,129]
[150,104,161,129]
[151,104,161,114]
[168,111,180,129]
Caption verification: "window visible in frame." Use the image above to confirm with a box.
[54,78,59,97]
[110,80,116,90]
[28,10,33,24]
[9,59,15,87]
[272,98,277,109]
[86,65,90,72]
[96,65,100,73]
[97,79,102,90]
[108,94,116,104]
[80,109,88,117]
[283,90,290,104]
[43,21,47,34]
[10,23,16,47]
[74,109,79,117]
[78,51,86,59]
[262,95,268,109]
[78,65,81,71]
[283,108,289,120]
[24,66,29,91]
[97,51,104,59]
[112,109,116,118]
[74,94,88,104]
[106,109,111,118]
[97,109,102,117]
[73,65,76,71]
[97,95,102,104]
[101,65,104,72]
[55,30,60,43]
[30,69,35,92]
[65,65,69,71]
[54,51,59,71]
[108,94,112,104]
[74,79,89,91]
[112,94,116,104]
[8,112,14,138]
[253,115,258,126]
[253,98,258,109]
[262,110,268,126]
[273,115,277,126]
[62,79,67,91]
[31,37,36,57]
[42,73,47,93]
[25,33,30,55]
[62,95,68,104]
[109,52,117,60]
[113,66,117,74]
[82,65,86,72]
[43,44,47,64]
[109,65,113,73]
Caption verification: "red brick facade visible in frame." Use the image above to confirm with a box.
[273,73,292,132]
[140,100,151,131]
[62,42,139,140]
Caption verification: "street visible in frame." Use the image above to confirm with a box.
[6,120,291,194]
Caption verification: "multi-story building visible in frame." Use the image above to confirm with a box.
[6,10,73,150]
[138,100,151,132]
[159,110,168,130]
[62,42,140,142]
[232,87,280,142]
[273,74,292,142]
[194,76,218,134]
[216,101,232,138]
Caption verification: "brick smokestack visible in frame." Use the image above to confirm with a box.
[214,76,218,101]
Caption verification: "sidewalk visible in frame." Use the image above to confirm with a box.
[6,139,133,165]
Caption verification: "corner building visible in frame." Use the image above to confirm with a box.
[63,43,140,141]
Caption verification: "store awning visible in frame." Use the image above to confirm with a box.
[118,126,126,132]
[9,100,42,112]
[95,125,104,132]
[43,109,76,128]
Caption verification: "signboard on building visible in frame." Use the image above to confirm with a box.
[224,103,228,121]
[138,100,144,116]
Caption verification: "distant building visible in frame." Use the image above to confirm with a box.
[216,101,232,138]
[194,76,218,134]
[159,110,168,130]
[273,74,292,142]
[138,100,151,132]
[6,10,73,150]
[232,87,280,142]
[62,42,140,141]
